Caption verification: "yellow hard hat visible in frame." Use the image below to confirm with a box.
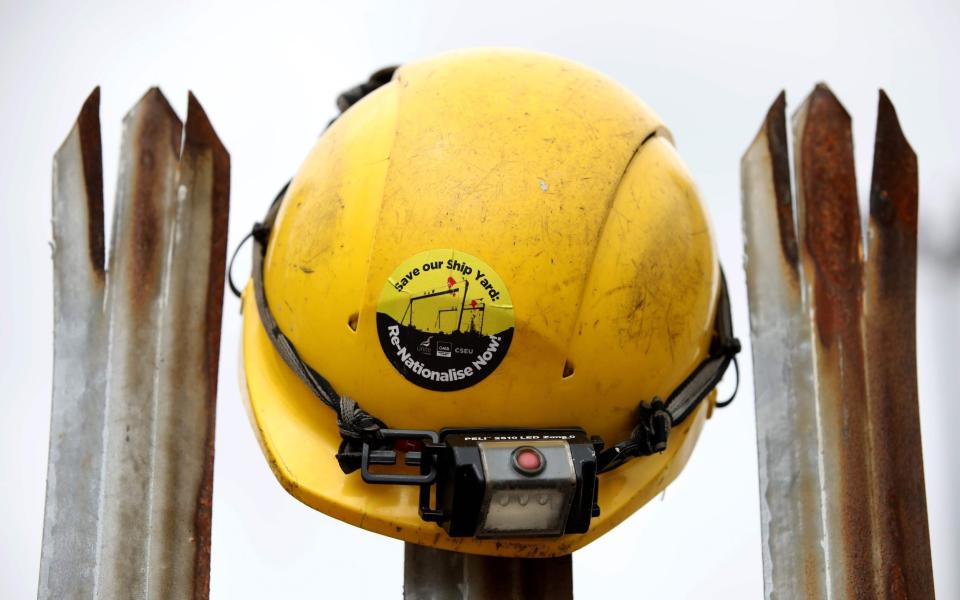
[237,49,739,557]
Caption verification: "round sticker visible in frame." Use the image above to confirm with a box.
[376,249,515,391]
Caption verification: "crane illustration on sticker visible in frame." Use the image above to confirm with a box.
[376,249,515,391]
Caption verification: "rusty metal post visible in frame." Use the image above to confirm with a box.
[742,92,825,598]
[862,91,932,599]
[39,88,229,599]
[742,86,934,599]
[403,543,572,600]
[41,87,108,600]
[793,86,877,598]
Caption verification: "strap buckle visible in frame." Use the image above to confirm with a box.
[354,429,440,485]
[336,429,447,522]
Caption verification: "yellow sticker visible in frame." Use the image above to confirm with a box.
[376,249,515,391]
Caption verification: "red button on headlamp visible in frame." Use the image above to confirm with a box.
[512,446,546,476]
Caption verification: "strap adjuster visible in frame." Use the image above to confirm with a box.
[352,429,440,485]
[711,335,742,356]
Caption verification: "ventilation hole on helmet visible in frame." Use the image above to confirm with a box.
[562,360,575,379]
[347,313,359,332]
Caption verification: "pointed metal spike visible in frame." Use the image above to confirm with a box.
[76,87,106,272]
[794,84,877,599]
[185,92,227,154]
[870,90,918,231]
[40,87,108,600]
[795,85,861,312]
[180,91,230,412]
[863,91,933,598]
[141,93,229,599]
[95,87,186,599]
[178,92,231,399]
[742,92,826,600]
[763,91,799,270]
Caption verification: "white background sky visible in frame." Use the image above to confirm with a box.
[2,1,958,598]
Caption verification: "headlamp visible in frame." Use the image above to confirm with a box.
[336,428,601,537]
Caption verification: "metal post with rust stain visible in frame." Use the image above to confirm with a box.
[403,543,572,600]
[863,92,932,599]
[794,85,877,598]
[742,86,934,599]
[742,92,825,598]
[38,88,229,600]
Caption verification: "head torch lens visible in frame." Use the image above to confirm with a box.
[477,440,577,537]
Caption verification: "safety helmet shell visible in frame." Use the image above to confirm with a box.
[241,48,718,557]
